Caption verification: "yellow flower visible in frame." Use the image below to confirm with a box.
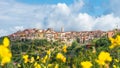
[30,57,35,63]
[23,55,29,63]
[56,53,66,62]
[47,50,51,55]
[17,63,21,68]
[113,65,117,68]
[1,56,11,65]
[81,61,92,68]
[62,57,66,63]
[3,37,10,47]
[48,64,53,67]
[115,35,120,45]
[44,55,48,60]
[114,59,119,62]
[34,62,41,68]
[96,51,112,65]
[54,64,59,68]
[109,35,120,49]
[109,44,115,49]
[0,37,12,66]
[42,59,46,63]
[36,56,40,60]
[92,47,96,53]
[0,45,12,65]
[109,37,116,44]
[62,45,67,53]
[42,55,48,63]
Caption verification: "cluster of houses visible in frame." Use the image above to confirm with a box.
[8,28,117,44]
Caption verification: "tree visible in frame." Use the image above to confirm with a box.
[95,36,111,47]
[76,37,80,43]
[68,40,79,51]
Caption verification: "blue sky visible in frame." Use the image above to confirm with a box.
[0,0,120,37]
[16,0,74,5]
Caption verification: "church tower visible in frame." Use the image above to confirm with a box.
[61,27,64,32]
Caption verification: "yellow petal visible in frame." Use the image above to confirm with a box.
[109,45,114,49]
[3,37,10,47]
[55,64,59,68]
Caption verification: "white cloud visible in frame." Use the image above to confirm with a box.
[34,23,43,29]
[56,3,70,15]
[10,26,25,32]
[74,13,95,31]
[0,0,120,37]
[0,29,7,37]
[93,14,120,30]
[70,0,84,13]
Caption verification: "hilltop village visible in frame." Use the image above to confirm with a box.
[9,28,117,44]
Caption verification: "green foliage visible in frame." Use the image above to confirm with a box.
[76,37,80,43]
[10,39,64,62]
[95,36,111,47]
[1,35,120,68]
[0,37,4,44]
[71,41,79,48]
[34,39,50,46]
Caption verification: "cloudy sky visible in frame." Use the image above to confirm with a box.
[0,0,120,37]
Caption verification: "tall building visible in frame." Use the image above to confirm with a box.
[61,27,64,32]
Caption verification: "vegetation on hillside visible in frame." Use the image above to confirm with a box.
[0,34,120,68]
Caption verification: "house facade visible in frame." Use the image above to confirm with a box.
[9,28,118,44]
